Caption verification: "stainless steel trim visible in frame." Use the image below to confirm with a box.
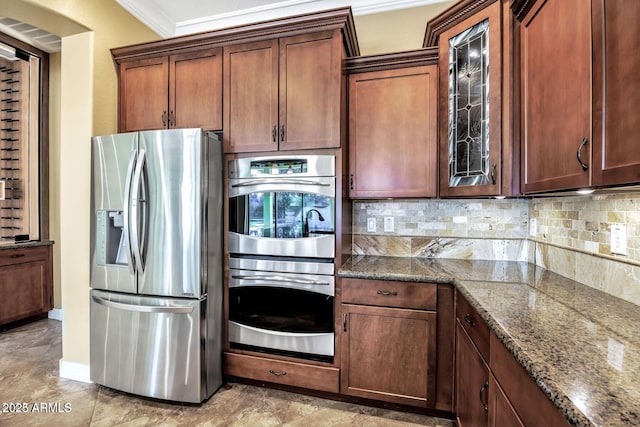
[228,268,334,296]
[231,178,331,188]
[228,256,334,275]
[91,295,194,314]
[228,321,334,357]
[122,149,137,275]
[231,274,331,286]
[228,176,335,198]
[228,232,335,258]
[228,154,335,179]
[130,149,146,274]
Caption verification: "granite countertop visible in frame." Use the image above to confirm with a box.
[0,240,54,250]
[339,256,640,427]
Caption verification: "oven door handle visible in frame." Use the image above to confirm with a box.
[231,179,331,188]
[231,274,331,286]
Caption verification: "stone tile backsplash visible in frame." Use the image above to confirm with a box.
[352,193,640,305]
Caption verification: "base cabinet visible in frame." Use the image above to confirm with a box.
[455,291,569,427]
[341,304,437,407]
[0,245,53,326]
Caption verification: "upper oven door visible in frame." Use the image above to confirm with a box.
[228,176,336,258]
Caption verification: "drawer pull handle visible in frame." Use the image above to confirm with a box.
[464,314,477,327]
[9,253,25,258]
[377,290,398,296]
[269,369,286,377]
[480,380,489,412]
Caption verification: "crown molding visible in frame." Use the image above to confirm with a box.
[118,0,449,38]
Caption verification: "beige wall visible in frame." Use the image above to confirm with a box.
[354,2,456,55]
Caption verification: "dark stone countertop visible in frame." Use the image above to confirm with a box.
[0,240,54,251]
[339,256,640,427]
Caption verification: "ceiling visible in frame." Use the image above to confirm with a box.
[116,0,451,38]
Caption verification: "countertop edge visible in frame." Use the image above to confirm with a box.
[0,240,55,250]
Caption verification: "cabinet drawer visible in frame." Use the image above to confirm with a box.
[341,278,437,310]
[456,291,490,362]
[223,352,339,393]
[0,245,49,267]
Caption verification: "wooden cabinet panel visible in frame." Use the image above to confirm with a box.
[279,31,342,150]
[521,0,591,193]
[490,334,569,427]
[341,278,437,310]
[0,245,52,326]
[348,65,437,198]
[223,31,344,153]
[592,0,640,186]
[223,40,279,153]
[224,352,339,393]
[170,48,222,130]
[119,57,169,132]
[455,321,490,427]
[456,290,490,362]
[488,374,524,427]
[341,304,437,407]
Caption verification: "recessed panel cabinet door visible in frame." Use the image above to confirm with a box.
[223,40,279,153]
[170,49,222,130]
[455,321,489,427]
[341,304,437,407]
[349,65,437,198]
[592,0,640,186]
[279,31,342,150]
[119,57,169,132]
[521,0,591,193]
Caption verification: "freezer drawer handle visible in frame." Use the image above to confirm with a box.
[231,274,330,286]
[92,295,194,314]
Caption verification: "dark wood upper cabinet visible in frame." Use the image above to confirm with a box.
[116,48,222,133]
[223,30,343,153]
[347,51,438,198]
[520,0,591,193]
[591,0,640,186]
[223,40,279,153]
[429,0,519,197]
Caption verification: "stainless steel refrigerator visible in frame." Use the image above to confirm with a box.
[89,128,223,403]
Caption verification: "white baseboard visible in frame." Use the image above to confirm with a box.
[59,359,92,383]
[48,308,63,321]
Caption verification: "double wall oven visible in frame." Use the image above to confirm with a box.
[227,155,336,362]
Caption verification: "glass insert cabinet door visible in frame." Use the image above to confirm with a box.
[439,1,502,196]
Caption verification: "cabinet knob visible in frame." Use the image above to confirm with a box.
[577,137,589,171]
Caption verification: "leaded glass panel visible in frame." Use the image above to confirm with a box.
[448,18,490,187]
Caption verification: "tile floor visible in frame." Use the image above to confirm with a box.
[0,319,454,426]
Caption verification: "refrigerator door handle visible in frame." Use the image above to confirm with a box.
[130,149,146,274]
[91,295,195,314]
[122,149,138,275]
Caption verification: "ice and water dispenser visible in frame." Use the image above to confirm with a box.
[95,210,128,266]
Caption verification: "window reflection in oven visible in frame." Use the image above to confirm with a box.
[229,191,335,239]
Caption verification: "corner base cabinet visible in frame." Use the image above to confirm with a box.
[0,245,53,326]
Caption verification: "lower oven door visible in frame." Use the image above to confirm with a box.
[228,269,334,358]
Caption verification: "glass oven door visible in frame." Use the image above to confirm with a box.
[228,268,335,360]
[228,177,336,258]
